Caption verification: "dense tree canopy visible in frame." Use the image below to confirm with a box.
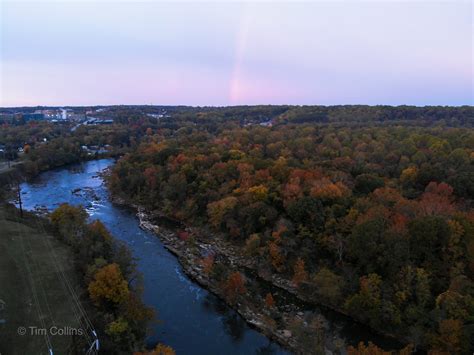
[107,108,474,353]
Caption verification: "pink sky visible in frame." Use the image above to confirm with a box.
[1,1,472,106]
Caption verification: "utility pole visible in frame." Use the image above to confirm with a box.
[17,182,23,218]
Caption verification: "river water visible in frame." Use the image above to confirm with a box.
[18,159,402,354]
[18,159,288,354]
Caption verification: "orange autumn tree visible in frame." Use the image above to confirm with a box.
[268,242,285,272]
[418,182,455,217]
[347,341,389,355]
[265,293,275,308]
[87,220,114,246]
[88,263,130,305]
[151,344,175,355]
[268,227,286,272]
[429,319,463,354]
[292,258,308,287]
[224,272,246,304]
[347,341,413,355]
[310,178,349,201]
[134,343,176,355]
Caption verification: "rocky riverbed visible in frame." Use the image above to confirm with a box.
[134,207,304,353]
[109,194,365,354]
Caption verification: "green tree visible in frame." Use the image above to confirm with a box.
[354,174,384,194]
[312,268,344,303]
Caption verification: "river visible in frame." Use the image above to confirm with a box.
[17,159,403,354]
[17,159,288,354]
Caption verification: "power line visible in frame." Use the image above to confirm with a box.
[7,177,99,354]
[21,186,99,350]
[8,182,54,354]
[29,209,93,349]
[25,198,97,351]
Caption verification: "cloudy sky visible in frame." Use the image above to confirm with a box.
[0,0,472,106]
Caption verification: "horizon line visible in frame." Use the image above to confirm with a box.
[1,103,473,109]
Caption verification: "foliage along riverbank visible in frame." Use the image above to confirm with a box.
[110,191,414,355]
[48,204,153,352]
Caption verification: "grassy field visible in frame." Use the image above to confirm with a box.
[0,204,90,354]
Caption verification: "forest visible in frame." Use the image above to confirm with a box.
[103,105,473,353]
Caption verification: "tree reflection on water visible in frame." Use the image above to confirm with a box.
[202,293,246,342]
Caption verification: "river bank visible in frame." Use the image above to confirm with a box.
[109,192,406,355]
[111,195,303,353]
[18,159,289,354]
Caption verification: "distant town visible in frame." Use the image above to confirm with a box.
[0,106,173,161]
[0,106,175,126]
[0,107,114,125]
